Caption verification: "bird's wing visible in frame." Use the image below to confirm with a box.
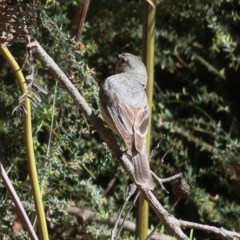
[105,90,135,153]
[104,89,148,155]
[99,73,149,154]
[133,105,148,153]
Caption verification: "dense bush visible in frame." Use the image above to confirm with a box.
[1,0,240,239]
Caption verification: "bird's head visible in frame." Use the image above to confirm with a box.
[115,53,147,85]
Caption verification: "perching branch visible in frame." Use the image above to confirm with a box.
[27,39,240,240]
[28,39,187,239]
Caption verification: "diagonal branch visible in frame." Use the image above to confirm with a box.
[27,39,240,240]
[28,39,188,240]
[0,159,38,240]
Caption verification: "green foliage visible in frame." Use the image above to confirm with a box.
[0,4,117,240]
[84,0,240,237]
[151,0,240,237]
[1,0,240,239]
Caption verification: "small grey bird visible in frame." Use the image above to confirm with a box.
[99,53,154,190]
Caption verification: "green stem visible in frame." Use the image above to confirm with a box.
[0,47,49,240]
[137,2,156,240]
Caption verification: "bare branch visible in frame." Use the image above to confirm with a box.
[0,160,38,240]
[66,206,94,223]
[27,39,240,240]
[179,220,240,239]
[104,173,119,196]
[111,184,137,240]
[28,39,188,240]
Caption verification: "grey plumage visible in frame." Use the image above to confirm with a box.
[99,53,154,190]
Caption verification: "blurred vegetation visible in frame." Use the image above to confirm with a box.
[1,0,240,239]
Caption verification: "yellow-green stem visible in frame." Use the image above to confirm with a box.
[137,2,156,240]
[0,47,49,240]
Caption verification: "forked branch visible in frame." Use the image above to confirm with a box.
[27,39,240,240]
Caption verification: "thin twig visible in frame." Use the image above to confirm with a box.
[116,185,140,238]
[179,220,240,239]
[0,160,38,240]
[161,173,183,183]
[112,184,137,239]
[104,172,119,196]
[146,222,161,240]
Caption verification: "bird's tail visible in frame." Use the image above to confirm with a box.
[132,151,154,190]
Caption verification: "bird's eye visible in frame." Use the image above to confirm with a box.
[119,57,127,64]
